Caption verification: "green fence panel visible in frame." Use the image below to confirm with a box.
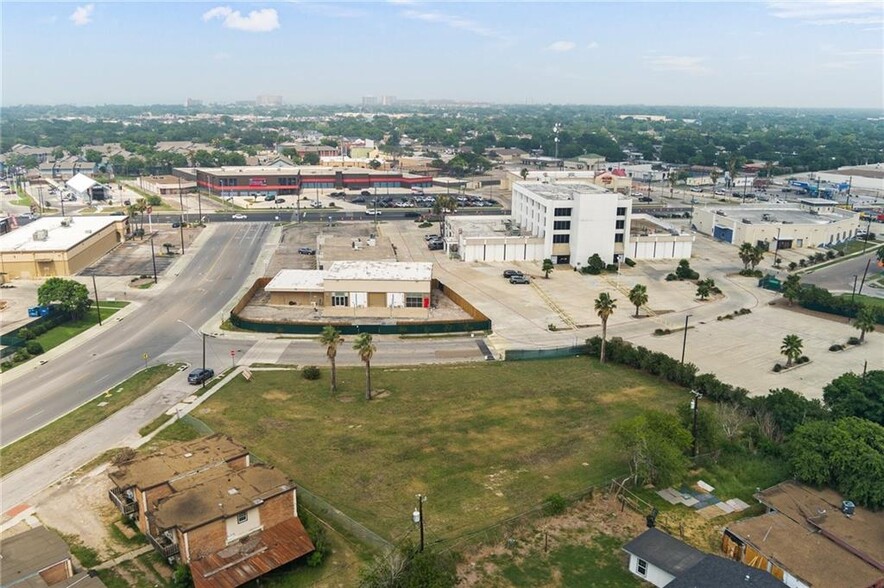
[505,344,588,361]
[230,313,491,336]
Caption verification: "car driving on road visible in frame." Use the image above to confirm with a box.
[231,213,248,220]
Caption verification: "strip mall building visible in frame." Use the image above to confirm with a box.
[173,166,432,199]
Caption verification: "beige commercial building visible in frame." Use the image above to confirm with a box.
[0,216,129,279]
[265,261,433,318]
[140,175,197,196]
[693,199,861,250]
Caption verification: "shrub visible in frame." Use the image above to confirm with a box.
[798,259,807,268]
[112,447,137,465]
[847,336,861,345]
[653,328,672,336]
[739,269,763,278]
[675,259,699,280]
[302,365,321,380]
[17,327,34,341]
[797,356,810,364]
[548,323,558,332]
[586,254,605,275]
[31,323,47,336]
[838,250,845,257]
[605,263,619,272]
[12,351,30,363]
[624,258,636,267]
[665,273,678,281]
[773,363,783,372]
[25,341,43,355]
[826,250,836,260]
[542,493,568,516]
[1,361,13,371]
[418,221,432,228]
[788,261,798,271]
[829,344,844,352]
[146,195,163,206]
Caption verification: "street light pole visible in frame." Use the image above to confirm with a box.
[148,234,158,283]
[91,274,102,326]
[851,275,859,303]
[680,315,692,364]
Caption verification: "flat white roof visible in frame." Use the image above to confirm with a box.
[66,173,99,193]
[265,270,326,292]
[0,216,121,253]
[799,198,836,206]
[326,261,433,282]
[516,181,615,201]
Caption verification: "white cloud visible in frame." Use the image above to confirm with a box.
[645,55,711,75]
[586,41,599,49]
[202,6,280,33]
[767,1,883,26]
[69,4,94,26]
[546,41,576,52]
[400,9,506,40]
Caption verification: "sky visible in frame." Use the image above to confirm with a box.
[2,1,883,108]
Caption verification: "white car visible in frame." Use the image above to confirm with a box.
[714,190,726,196]
[690,187,703,193]
[231,213,248,220]
[364,210,382,216]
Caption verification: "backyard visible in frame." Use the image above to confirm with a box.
[184,357,689,543]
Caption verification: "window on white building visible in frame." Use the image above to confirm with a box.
[614,234,624,243]
[553,220,571,230]
[405,294,424,308]
[331,293,349,307]
[636,558,648,576]
[554,207,572,217]
[553,234,570,243]
[616,220,625,229]
[236,512,248,524]
[617,207,627,216]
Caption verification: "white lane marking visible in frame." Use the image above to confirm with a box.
[25,409,45,421]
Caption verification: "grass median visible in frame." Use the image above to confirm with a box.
[0,362,185,476]
[183,357,689,542]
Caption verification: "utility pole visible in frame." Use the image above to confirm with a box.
[851,275,858,303]
[680,315,692,364]
[413,494,426,552]
[149,234,158,283]
[858,258,872,296]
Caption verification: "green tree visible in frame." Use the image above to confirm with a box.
[37,277,92,319]
[696,280,712,300]
[782,274,801,306]
[788,417,884,508]
[431,194,457,236]
[594,292,616,363]
[749,245,765,269]
[541,258,554,278]
[780,334,803,367]
[51,147,65,160]
[84,149,103,163]
[823,371,883,426]
[368,159,382,170]
[281,148,302,164]
[738,242,755,270]
[853,305,877,342]
[520,167,529,181]
[360,544,458,588]
[877,247,884,264]
[319,325,344,394]
[750,388,829,438]
[628,284,648,317]
[675,259,698,280]
[586,253,606,274]
[710,169,721,188]
[353,333,376,401]
[614,410,693,486]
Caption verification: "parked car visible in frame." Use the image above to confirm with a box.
[187,367,215,385]
[714,190,726,196]
[264,195,276,201]
[690,187,703,193]
[509,275,531,284]
[275,198,286,204]
[365,210,382,216]
[425,234,440,241]
[361,190,372,196]
[231,213,248,220]
[638,196,653,202]
[298,247,316,255]
[403,211,421,218]
[503,269,523,278]
[171,221,182,228]
[427,241,444,251]
[310,201,322,208]
[352,197,366,203]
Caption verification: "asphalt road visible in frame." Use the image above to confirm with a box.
[0,223,270,446]
[801,248,883,295]
[152,206,508,225]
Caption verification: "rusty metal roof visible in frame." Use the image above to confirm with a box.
[190,518,315,588]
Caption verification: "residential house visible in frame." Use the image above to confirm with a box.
[107,433,250,534]
[484,147,526,163]
[0,525,107,588]
[623,528,783,587]
[38,157,98,180]
[723,481,884,588]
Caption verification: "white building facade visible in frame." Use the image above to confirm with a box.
[511,182,632,267]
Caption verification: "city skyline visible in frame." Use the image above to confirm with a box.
[2,1,883,109]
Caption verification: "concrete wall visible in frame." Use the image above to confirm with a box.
[269,291,323,306]
[225,506,262,543]
[324,278,431,295]
[459,237,546,263]
[630,236,694,260]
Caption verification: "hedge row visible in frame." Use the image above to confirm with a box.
[797,285,884,324]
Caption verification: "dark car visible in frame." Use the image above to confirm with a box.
[403,211,421,218]
[352,197,366,203]
[503,269,523,278]
[428,241,444,251]
[361,190,372,196]
[638,196,653,202]
[298,247,316,255]
[187,367,215,385]
[509,275,530,284]
[275,198,286,204]
[171,221,182,228]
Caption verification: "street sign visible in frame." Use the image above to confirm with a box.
[147,206,153,215]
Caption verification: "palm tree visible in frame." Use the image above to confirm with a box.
[432,194,457,237]
[353,333,377,401]
[749,245,765,270]
[520,168,529,181]
[780,334,803,367]
[668,173,678,199]
[738,242,755,270]
[594,293,617,363]
[542,258,554,278]
[319,325,343,393]
[710,169,721,190]
[853,306,877,342]
[628,284,649,317]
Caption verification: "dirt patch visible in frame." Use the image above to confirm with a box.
[373,390,392,399]
[262,390,292,401]
[128,277,154,289]
[596,386,653,404]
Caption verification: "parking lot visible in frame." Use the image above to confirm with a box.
[80,226,201,277]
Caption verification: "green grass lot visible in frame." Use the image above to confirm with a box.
[188,358,689,542]
[837,293,884,310]
[0,363,185,475]
[833,239,882,256]
[35,301,128,352]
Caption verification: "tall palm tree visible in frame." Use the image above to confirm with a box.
[628,284,648,317]
[432,194,457,237]
[353,333,377,401]
[319,325,343,393]
[738,242,755,270]
[594,293,617,363]
[542,258,554,278]
[780,334,803,367]
[853,306,877,342]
